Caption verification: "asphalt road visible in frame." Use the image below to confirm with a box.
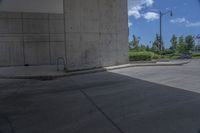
[0,59,200,133]
[111,59,200,93]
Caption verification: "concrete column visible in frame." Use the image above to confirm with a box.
[64,0,129,70]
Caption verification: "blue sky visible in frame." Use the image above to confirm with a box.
[128,0,200,48]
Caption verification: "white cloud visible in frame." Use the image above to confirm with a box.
[170,17,200,27]
[128,21,133,27]
[186,22,200,27]
[170,17,189,24]
[128,0,154,19]
[143,12,159,21]
[128,6,142,18]
[141,0,154,7]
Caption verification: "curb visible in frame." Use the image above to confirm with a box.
[0,74,67,80]
[105,60,190,70]
[0,61,190,80]
[0,68,107,80]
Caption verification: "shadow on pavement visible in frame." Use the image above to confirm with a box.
[0,71,200,133]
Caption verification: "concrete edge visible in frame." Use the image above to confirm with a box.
[0,68,106,80]
[0,61,190,80]
[0,75,67,80]
[105,60,190,70]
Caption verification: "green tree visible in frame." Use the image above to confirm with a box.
[179,35,185,45]
[185,35,195,51]
[170,34,178,50]
[151,45,160,53]
[176,35,195,53]
[140,44,146,51]
[129,40,133,49]
[133,35,139,49]
[177,36,186,53]
[152,34,161,52]
[146,45,150,51]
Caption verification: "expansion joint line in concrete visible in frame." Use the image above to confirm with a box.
[69,79,124,133]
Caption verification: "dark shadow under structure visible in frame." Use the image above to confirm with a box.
[0,71,200,133]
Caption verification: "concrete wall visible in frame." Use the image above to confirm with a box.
[0,12,65,66]
[64,0,129,70]
[0,0,63,13]
[0,0,129,69]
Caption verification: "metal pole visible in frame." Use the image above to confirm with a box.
[158,10,173,51]
[159,11,163,51]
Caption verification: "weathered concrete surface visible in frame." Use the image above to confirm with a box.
[64,0,129,70]
[0,12,65,66]
[0,34,24,66]
[1,60,200,133]
[0,0,129,69]
[0,0,63,13]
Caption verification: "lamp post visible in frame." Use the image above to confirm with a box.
[159,10,173,51]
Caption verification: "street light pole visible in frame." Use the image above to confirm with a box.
[159,11,163,51]
[159,10,173,51]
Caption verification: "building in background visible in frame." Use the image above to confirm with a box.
[0,0,128,70]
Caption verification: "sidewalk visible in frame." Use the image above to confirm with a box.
[0,60,190,79]
[0,65,66,80]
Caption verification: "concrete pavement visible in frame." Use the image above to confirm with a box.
[111,59,200,93]
[0,60,200,133]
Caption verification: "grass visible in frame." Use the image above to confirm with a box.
[160,55,180,60]
[192,53,200,59]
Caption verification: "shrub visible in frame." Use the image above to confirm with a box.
[129,51,156,61]
[193,53,200,57]
[152,53,161,59]
[160,49,175,55]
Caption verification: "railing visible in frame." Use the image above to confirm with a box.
[56,57,67,72]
